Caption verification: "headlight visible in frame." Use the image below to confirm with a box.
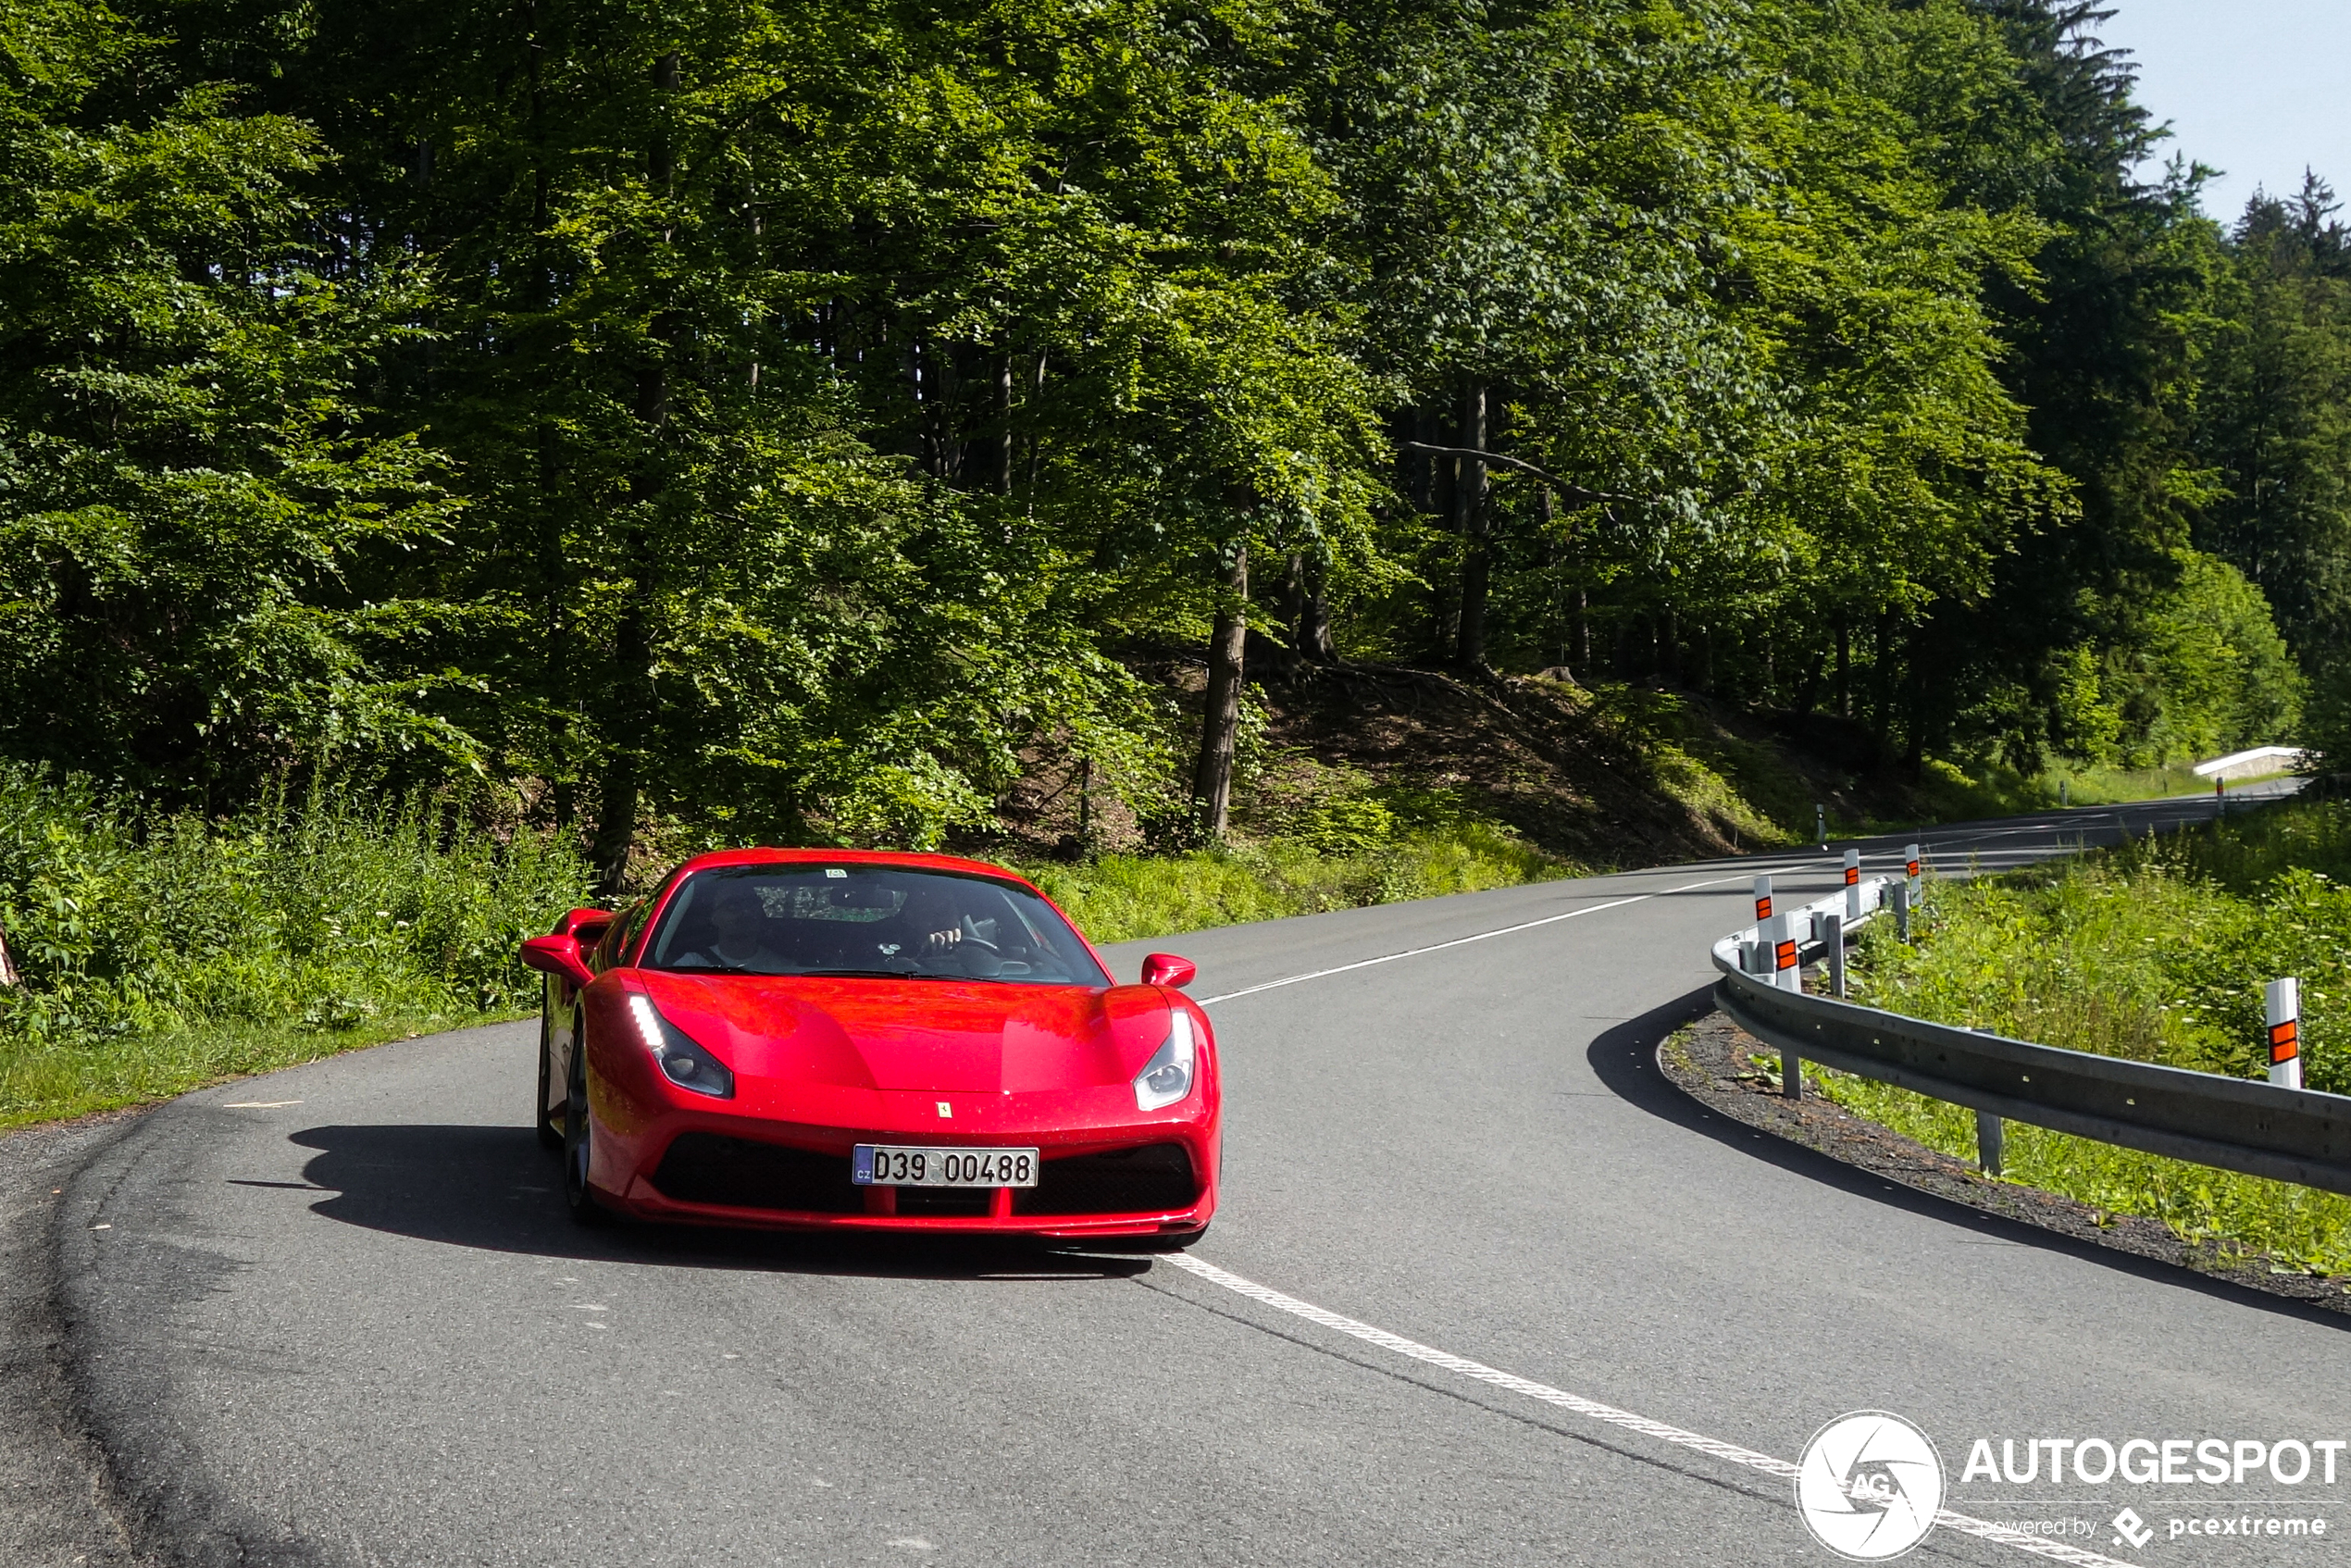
[628,994,737,1099]
[1132,1008,1196,1111]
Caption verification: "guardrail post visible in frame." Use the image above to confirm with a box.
[1842,848,1861,921]
[1890,879,1910,940]
[1975,1108,2004,1176]
[2268,977,2303,1091]
[2059,778,2068,808]
[1766,911,1800,993]
[1743,877,1773,975]
[1824,911,1846,999]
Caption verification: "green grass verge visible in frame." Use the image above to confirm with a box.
[1802,795,2351,1276]
[1024,821,1565,947]
[0,766,590,1132]
[0,761,1568,1130]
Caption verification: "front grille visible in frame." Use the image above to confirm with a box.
[652,1133,862,1213]
[892,1186,994,1217]
[1014,1142,1197,1216]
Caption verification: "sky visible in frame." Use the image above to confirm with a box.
[2099,0,2351,225]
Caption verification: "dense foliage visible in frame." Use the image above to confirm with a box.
[2,0,2340,881]
[0,762,589,1124]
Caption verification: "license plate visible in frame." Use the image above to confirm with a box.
[852,1144,1039,1188]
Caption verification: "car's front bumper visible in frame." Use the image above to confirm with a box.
[589,1090,1219,1238]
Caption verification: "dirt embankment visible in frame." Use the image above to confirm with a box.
[990,655,1939,868]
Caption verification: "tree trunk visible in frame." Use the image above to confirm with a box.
[1835,617,1851,718]
[1454,380,1491,668]
[1870,611,1894,761]
[995,353,1014,493]
[590,49,680,894]
[1275,552,1306,679]
[1416,404,1456,656]
[1300,553,1334,664]
[1571,587,1588,675]
[1192,543,1249,839]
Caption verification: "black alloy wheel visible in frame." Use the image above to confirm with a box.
[562,1012,610,1227]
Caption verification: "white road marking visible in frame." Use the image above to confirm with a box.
[223,1100,303,1109]
[1196,795,2250,1009]
[1194,872,1754,1006]
[1167,1254,2132,1568]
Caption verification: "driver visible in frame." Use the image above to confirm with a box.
[897,882,968,954]
[865,880,976,968]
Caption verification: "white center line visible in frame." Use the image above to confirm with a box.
[1195,797,2239,1010]
[1166,1254,2131,1568]
[1194,871,1755,1006]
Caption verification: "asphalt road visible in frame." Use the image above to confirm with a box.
[37,783,2351,1567]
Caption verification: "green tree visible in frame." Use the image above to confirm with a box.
[0,0,461,803]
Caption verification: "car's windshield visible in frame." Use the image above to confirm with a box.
[643,865,1110,987]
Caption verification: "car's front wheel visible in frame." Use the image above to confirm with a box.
[562,1014,610,1227]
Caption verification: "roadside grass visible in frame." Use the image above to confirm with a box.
[1806,796,2351,1276]
[1837,758,2211,837]
[1026,820,1564,947]
[0,762,1567,1128]
[0,766,591,1131]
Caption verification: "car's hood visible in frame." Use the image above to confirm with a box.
[632,972,1174,1092]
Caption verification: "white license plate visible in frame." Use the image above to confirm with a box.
[852,1144,1039,1188]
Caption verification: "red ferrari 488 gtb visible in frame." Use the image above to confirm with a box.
[516,850,1217,1248]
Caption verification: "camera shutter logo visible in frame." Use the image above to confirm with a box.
[1795,1411,1946,1560]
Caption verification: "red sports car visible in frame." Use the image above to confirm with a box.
[516,848,1217,1247]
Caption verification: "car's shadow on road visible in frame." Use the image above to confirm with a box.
[1587,988,2351,1333]
[284,1124,1151,1282]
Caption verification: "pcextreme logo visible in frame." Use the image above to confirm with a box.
[1796,1411,1947,1561]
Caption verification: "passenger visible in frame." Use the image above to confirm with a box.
[669,880,790,972]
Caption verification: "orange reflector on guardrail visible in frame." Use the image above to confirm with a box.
[2270,1020,2300,1064]
[1774,940,1797,971]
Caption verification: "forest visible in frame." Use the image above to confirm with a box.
[4,0,2345,893]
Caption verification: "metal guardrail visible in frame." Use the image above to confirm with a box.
[1710,873,2351,1199]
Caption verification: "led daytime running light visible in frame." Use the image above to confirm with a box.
[627,993,736,1099]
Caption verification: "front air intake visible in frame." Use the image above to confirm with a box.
[1013,1142,1196,1215]
[652,1133,863,1213]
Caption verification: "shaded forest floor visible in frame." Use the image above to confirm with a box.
[979,658,2137,875]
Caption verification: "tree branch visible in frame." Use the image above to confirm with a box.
[1396,442,1636,510]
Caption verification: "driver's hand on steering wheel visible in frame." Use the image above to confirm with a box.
[921,927,962,950]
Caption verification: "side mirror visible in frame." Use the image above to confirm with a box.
[1139,952,1196,989]
[519,934,596,990]
[554,906,611,942]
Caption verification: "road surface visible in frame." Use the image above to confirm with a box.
[38,784,2348,1566]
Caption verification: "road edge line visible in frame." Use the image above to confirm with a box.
[1164,1253,2132,1567]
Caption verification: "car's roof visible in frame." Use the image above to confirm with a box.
[664,846,1041,890]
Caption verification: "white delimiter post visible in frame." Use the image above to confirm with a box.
[2267,978,2303,1090]
[1843,848,1861,921]
[1744,876,1773,975]
[1767,912,1800,994]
